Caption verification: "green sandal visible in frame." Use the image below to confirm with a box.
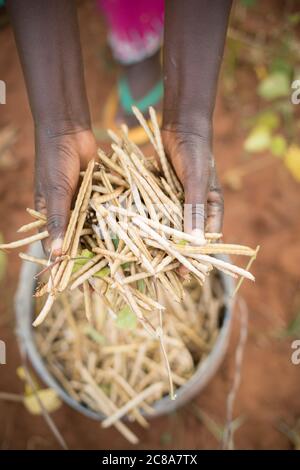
[118,77,163,114]
[102,77,163,145]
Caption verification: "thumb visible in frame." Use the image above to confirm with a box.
[46,181,73,258]
[183,160,210,245]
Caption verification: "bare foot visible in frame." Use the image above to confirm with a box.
[116,50,162,128]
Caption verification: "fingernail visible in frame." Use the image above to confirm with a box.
[51,238,63,257]
[191,229,206,246]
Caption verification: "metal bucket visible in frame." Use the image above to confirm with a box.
[15,242,235,420]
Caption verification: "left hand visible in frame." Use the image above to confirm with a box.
[35,127,97,257]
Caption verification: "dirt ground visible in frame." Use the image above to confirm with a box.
[0,1,300,450]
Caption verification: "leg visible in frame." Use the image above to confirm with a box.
[99,0,164,127]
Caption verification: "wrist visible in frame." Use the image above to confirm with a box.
[34,114,91,139]
[162,109,213,143]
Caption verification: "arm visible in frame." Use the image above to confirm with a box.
[163,0,232,238]
[7,0,97,256]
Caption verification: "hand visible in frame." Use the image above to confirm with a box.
[34,128,97,257]
[162,129,224,240]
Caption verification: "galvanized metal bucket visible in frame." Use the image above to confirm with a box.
[15,242,235,420]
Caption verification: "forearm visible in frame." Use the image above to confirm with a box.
[163,0,232,139]
[7,0,91,135]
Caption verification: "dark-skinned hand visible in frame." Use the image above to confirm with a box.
[34,129,97,257]
[162,129,224,241]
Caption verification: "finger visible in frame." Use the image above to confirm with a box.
[206,188,224,233]
[179,160,210,278]
[34,190,52,256]
[46,178,74,258]
[206,168,224,233]
[183,160,210,244]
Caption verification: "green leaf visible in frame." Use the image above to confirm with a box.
[244,127,271,153]
[137,279,145,293]
[72,264,82,274]
[192,407,223,441]
[160,432,173,445]
[284,145,300,182]
[77,249,94,264]
[94,266,110,278]
[121,262,131,270]
[112,236,119,250]
[270,57,293,76]
[278,312,300,338]
[276,101,294,118]
[0,233,7,282]
[100,384,111,396]
[177,239,188,246]
[191,405,245,446]
[258,72,290,100]
[277,421,300,450]
[240,0,256,7]
[288,13,300,25]
[84,325,106,344]
[270,135,287,157]
[115,305,137,330]
[72,249,94,274]
[255,111,280,132]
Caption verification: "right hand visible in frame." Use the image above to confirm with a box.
[162,128,224,240]
[34,128,97,257]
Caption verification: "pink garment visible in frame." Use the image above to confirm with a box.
[98,0,164,64]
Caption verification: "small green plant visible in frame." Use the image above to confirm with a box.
[160,431,173,446]
[276,312,300,339]
[277,419,300,450]
[224,5,300,183]
[191,404,245,449]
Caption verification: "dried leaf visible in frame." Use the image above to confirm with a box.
[17,367,62,415]
[23,388,62,415]
[17,366,39,396]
